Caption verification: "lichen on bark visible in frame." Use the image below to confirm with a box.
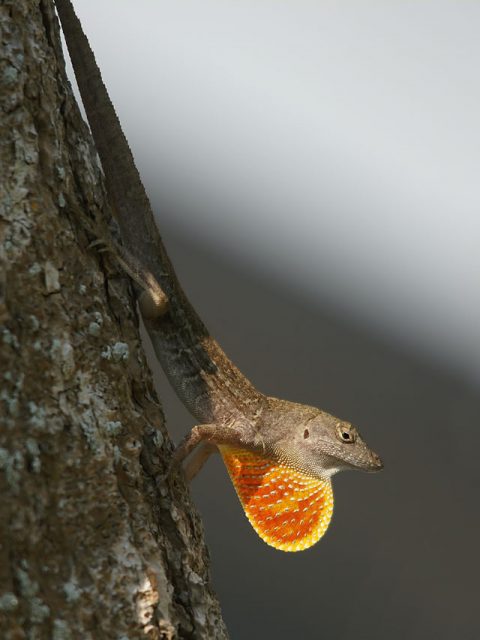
[0,1,228,638]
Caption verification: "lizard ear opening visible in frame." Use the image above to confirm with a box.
[219,445,334,552]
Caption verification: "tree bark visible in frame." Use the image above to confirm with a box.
[0,1,228,638]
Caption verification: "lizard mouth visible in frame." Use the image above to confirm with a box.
[313,438,384,474]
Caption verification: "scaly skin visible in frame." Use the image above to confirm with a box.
[55,0,382,550]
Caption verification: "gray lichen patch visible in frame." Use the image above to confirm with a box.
[16,564,38,599]
[1,370,24,422]
[88,320,101,336]
[2,64,19,86]
[28,401,47,430]
[79,409,106,457]
[44,260,61,293]
[30,596,51,624]
[2,327,19,349]
[50,335,76,378]
[52,618,73,640]
[0,447,25,493]
[0,388,19,418]
[62,577,82,604]
[28,262,42,276]
[14,564,51,625]
[104,420,122,436]
[101,340,130,362]
[153,430,164,449]
[25,438,41,473]
[0,592,19,612]
[87,310,104,337]
[29,314,40,331]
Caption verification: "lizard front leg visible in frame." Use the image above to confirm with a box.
[183,443,217,482]
[170,423,244,481]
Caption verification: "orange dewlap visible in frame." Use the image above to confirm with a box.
[219,445,334,552]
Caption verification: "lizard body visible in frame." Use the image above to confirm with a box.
[55,0,382,551]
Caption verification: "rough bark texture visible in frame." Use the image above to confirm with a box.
[0,1,228,638]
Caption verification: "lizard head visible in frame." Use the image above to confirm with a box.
[220,399,382,551]
[265,399,383,479]
[295,412,383,477]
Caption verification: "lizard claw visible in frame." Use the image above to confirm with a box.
[88,238,111,252]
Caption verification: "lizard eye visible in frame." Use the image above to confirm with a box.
[303,428,310,439]
[336,423,357,444]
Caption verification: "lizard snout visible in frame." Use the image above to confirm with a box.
[369,450,384,471]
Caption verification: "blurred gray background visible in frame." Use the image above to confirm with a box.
[66,2,479,638]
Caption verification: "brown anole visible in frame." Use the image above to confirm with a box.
[55,0,383,552]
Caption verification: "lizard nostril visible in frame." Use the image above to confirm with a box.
[372,452,383,469]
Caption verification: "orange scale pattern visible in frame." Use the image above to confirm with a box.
[219,445,334,552]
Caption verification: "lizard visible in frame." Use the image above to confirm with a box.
[54,0,383,552]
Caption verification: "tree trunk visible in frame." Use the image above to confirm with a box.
[0,1,228,638]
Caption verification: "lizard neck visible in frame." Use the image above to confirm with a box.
[146,310,266,426]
